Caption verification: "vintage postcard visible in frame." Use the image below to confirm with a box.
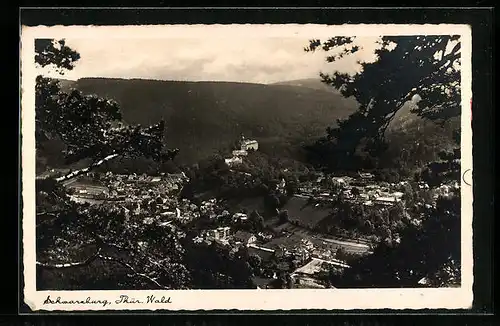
[21,23,473,311]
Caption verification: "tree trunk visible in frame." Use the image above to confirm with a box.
[36,248,101,269]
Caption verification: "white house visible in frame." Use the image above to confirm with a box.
[359,172,374,179]
[205,226,231,241]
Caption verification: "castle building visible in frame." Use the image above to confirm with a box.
[239,134,259,151]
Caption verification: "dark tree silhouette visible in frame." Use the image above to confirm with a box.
[305,35,461,170]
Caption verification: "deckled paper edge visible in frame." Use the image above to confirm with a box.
[20,23,473,311]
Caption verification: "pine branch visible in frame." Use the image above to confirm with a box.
[36,248,102,269]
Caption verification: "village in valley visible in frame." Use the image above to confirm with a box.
[37,134,451,289]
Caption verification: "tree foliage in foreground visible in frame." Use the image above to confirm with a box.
[305,35,462,171]
[304,35,463,287]
[35,39,179,181]
[339,186,460,288]
[34,39,188,289]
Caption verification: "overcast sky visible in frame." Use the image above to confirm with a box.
[38,35,383,84]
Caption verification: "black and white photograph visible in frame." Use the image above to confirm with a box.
[21,23,473,310]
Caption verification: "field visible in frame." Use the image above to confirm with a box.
[264,220,372,255]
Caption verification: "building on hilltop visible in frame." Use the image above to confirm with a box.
[276,178,287,194]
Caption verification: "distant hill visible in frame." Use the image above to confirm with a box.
[51,77,359,165]
[382,102,460,170]
[270,78,338,93]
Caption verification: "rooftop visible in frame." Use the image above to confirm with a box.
[266,233,308,250]
[242,139,258,145]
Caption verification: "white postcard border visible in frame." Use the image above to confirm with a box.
[21,23,473,311]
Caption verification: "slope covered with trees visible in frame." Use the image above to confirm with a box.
[305,35,463,287]
[34,39,255,290]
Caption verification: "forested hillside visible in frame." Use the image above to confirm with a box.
[38,77,459,175]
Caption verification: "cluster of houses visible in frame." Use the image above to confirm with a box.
[224,135,259,167]
[59,169,261,231]
[39,167,367,289]
[61,171,189,204]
